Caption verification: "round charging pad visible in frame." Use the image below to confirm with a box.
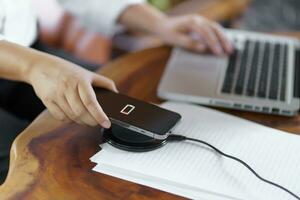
[102,124,167,152]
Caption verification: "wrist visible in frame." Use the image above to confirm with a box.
[140,4,169,36]
[21,49,43,85]
[118,4,168,36]
[0,41,39,84]
[23,49,55,85]
[151,13,169,37]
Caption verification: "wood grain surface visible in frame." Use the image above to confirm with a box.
[1,34,300,199]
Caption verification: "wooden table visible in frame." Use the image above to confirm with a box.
[1,33,300,200]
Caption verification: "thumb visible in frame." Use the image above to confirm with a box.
[92,74,118,92]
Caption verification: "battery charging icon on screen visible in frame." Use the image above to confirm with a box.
[120,104,135,115]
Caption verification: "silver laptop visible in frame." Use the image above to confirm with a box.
[158,29,300,116]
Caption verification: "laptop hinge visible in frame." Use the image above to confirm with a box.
[294,49,300,98]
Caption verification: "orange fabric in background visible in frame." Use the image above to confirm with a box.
[34,0,112,65]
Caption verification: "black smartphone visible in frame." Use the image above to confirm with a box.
[95,88,181,140]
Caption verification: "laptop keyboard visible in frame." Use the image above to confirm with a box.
[221,39,289,101]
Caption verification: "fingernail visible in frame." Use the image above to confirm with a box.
[101,120,111,129]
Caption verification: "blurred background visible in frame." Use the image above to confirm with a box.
[37,0,300,66]
[149,0,299,31]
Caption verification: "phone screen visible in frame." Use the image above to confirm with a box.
[95,88,181,136]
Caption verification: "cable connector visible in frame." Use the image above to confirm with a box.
[167,134,187,142]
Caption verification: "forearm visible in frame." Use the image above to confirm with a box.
[0,39,117,127]
[118,4,167,36]
[0,40,43,84]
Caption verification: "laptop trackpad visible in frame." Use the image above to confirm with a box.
[166,48,227,97]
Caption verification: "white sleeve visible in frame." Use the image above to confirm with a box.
[58,0,145,37]
[0,0,37,46]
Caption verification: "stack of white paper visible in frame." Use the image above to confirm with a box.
[90,102,300,200]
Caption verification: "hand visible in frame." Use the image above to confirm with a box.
[28,53,117,127]
[155,15,233,55]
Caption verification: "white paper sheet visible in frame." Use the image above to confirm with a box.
[95,163,237,200]
[91,102,300,200]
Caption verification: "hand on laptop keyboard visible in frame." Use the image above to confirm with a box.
[155,15,234,55]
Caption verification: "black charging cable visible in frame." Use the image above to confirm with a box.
[167,134,300,200]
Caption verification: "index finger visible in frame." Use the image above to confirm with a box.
[211,24,233,54]
[191,24,222,55]
[78,81,111,128]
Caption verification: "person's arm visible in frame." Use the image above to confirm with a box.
[56,0,145,37]
[118,4,233,55]
[0,40,116,128]
[58,0,232,55]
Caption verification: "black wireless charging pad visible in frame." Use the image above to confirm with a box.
[102,124,167,152]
